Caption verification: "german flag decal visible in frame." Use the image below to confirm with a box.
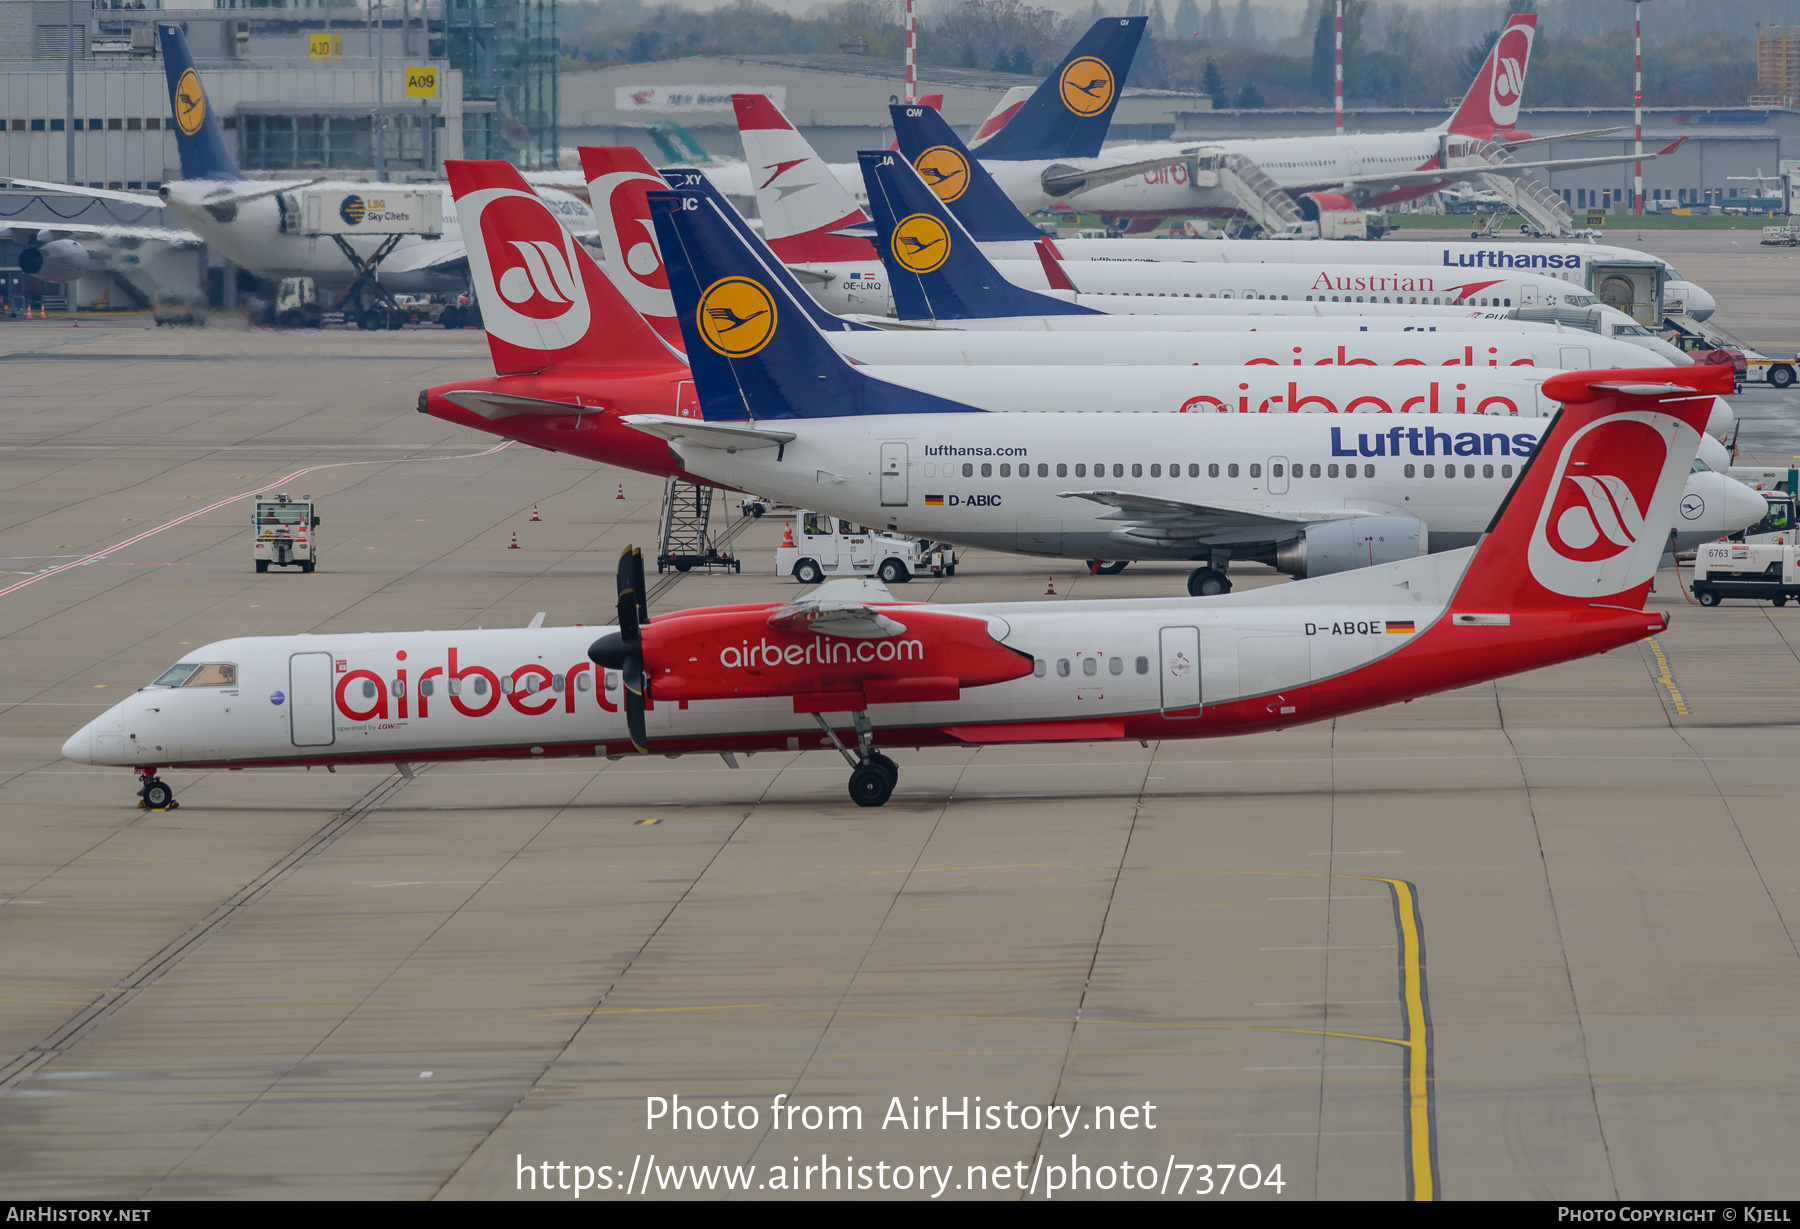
[924,494,944,506]
[1385,620,1416,634]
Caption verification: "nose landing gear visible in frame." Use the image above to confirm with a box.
[814,713,898,808]
[135,766,178,810]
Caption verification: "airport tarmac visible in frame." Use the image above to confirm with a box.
[2,323,1799,1201]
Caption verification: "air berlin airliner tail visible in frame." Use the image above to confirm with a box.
[1444,13,1538,137]
[446,158,677,375]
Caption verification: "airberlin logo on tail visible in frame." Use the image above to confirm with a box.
[461,187,592,352]
[1487,24,1534,124]
[1059,57,1115,117]
[892,213,951,274]
[590,167,675,321]
[913,145,971,203]
[697,277,777,357]
[1527,411,1675,597]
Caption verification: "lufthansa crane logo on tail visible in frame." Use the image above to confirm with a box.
[913,146,971,203]
[175,68,207,136]
[1059,57,1116,117]
[891,213,951,274]
[1527,412,1673,597]
[697,277,777,357]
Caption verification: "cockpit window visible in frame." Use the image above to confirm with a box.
[1616,324,1651,335]
[152,662,237,687]
[1691,458,1711,472]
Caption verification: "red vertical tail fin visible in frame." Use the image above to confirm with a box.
[578,145,690,356]
[1445,13,1537,137]
[1450,364,1733,612]
[445,159,680,376]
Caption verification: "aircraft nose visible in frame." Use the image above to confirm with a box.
[1676,281,1717,322]
[62,721,94,765]
[1705,396,1734,441]
[1723,474,1769,534]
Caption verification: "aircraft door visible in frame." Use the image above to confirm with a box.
[289,651,336,748]
[1267,456,1291,495]
[880,442,908,506]
[1559,347,1592,369]
[1159,626,1201,718]
[1519,284,1538,307]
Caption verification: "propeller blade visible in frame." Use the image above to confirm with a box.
[630,546,649,628]
[617,546,640,642]
[624,651,648,753]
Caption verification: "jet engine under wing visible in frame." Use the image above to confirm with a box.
[1058,488,1351,545]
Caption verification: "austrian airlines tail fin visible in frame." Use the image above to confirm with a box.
[889,102,1043,243]
[445,159,679,377]
[859,150,1096,321]
[731,93,879,264]
[655,166,875,335]
[156,24,244,181]
[1450,363,1731,612]
[1445,13,1538,137]
[577,145,691,354]
[973,16,1146,161]
[647,186,978,423]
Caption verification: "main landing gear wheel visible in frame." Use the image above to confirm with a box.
[1188,567,1231,597]
[814,713,899,808]
[866,751,898,784]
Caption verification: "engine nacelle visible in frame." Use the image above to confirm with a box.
[19,239,90,283]
[1273,515,1425,578]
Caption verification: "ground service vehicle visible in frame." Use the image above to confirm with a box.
[776,513,953,584]
[1693,540,1800,607]
[274,278,322,329]
[253,494,319,574]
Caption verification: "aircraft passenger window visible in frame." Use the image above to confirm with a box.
[1464,465,1475,478]
[1150,464,1161,477]
[1057,659,1071,677]
[552,674,565,692]
[1328,464,1339,478]
[362,680,378,700]
[1135,657,1149,674]
[390,679,404,698]
[1249,464,1261,478]
[1444,466,1454,479]
[1271,464,1283,478]
[1364,465,1375,477]
[1208,464,1219,477]
[1310,464,1321,478]
[1038,464,1049,477]
[1483,464,1494,478]
[962,464,974,478]
[420,678,435,697]
[500,677,515,694]
[1083,657,1098,676]
[980,463,992,477]
[1055,464,1066,477]
[473,677,488,696]
[1112,464,1124,478]
[1034,659,1047,678]
[1502,465,1513,478]
[1020,467,1029,480]
[924,463,935,478]
[1423,464,1434,477]
[1346,466,1358,480]
[1109,657,1124,675]
[1132,464,1143,478]
[1227,464,1238,477]
[1405,464,1415,478]
[1000,463,1011,477]
[1076,464,1086,477]
[577,672,592,692]
[1189,464,1200,477]
[1503,299,1511,306]
[604,671,619,691]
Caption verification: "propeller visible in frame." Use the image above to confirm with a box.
[588,547,651,753]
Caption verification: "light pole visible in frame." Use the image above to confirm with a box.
[1334,0,1343,134]
[65,0,74,183]
[1626,0,1652,215]
[905,0,916,105]
[375,0,386,181]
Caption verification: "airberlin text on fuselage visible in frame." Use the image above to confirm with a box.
[1243,345,1534,368]
[334,647,613,723]
[719,638,925,669]
[1179,379,1524,416]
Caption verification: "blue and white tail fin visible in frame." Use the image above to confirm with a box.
[889,103,1042,243]
[858,151,1096,321]
[971,16,1146,161]
[156,24,244,182]
[646,187,979,423]
[656,167,875,335]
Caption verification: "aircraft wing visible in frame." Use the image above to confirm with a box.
[377,239,467,276]
[0,219,202,248]
[4,178,162,206]
[1059,488,1357,544]
[7,175,321,206]
[1498,126,1627,151]
[1039,152,1196,199]
[1311,138,1687,194]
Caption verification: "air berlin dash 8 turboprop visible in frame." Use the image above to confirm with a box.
[65,371,1726,810]
[623,188,1757,595]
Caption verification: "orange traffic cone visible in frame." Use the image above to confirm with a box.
[529,504,541,521]
[1045,575,1057,595]
[781,521,795,548]
[508,531,520,549]
[616,484,626,500]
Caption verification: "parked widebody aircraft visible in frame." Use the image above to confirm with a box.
[626,186,1757,596]
[854,150,1689,362]
[14,24,595,303]
[66,371,1727,810]
[882,101,1719,323]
